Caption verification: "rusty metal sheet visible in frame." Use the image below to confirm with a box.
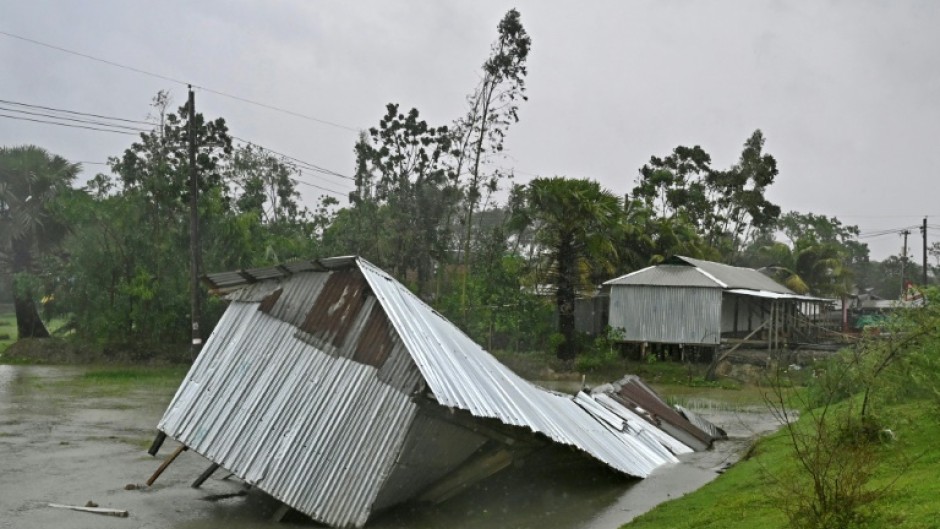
[593,375,725,451]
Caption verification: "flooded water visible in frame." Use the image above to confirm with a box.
[0,365,782,529]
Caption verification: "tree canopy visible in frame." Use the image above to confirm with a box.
[1,9,897,361]
[0,145,79,338]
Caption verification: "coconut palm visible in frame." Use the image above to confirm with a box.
[0,146,79,338]
[522,177,621,360]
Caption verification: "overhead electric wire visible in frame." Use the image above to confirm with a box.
[231,136,354,181]
[0,93,355,197]
[0,29,361,133]
[857,225,921,239]
[0,29,191,85]
[294,178,349,197]
[0,112,138,135]
[199,88,360,132]
[0,104,151,133]
[231,135,357,194]
[0,98,154,125]
[296,169,351,191]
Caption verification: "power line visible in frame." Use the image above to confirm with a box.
[0,95,354,196]
[857,225,922,239]
[294,178,349,197]
[0,112,138,135]
[0,98,154,125]
[199,88,360,132]
[0,104,151,133]
[0,29,361,133]
[231,136,354,181]
[295,168,352,191]
[0,29,189,85]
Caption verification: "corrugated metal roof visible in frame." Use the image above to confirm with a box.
[604,257,795,295]
[592,375,725,451]
[159,257,693,527]
[356,259,683,477]
[675,405,727,442]
[673,256,794,294]
[724,288,831,302]
[604,265,719,288]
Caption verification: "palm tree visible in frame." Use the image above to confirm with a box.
[0,146,79,338]
[756,239,852,297]
[522,177,621,360]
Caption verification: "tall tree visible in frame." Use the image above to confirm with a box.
[228,143,303,225]
[708,130,781,258]
[631,130,781,260]
[517,177,621,360]
[112,97,232,212]
[362,103,456,295]
[453,8,531,280]
[0,145,79,338]
[59,95,240,344]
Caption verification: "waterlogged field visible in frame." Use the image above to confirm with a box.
[0,362,783,529]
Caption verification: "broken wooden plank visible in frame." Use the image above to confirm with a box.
[146,444,187,486]
[418,445,514,504]
[48,503,128,518]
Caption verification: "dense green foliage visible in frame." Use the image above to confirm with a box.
[13,97,318,347]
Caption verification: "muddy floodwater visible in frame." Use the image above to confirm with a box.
[0,365,782,529]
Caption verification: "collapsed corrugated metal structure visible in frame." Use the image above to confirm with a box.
[157,257,716,528]
[592,375,726,452]
[605,255,832,349]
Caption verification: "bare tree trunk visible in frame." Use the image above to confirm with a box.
[11,237,49,339]
[556,237,577,361]
[14,295,49,339]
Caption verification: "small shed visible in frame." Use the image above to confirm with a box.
[604,256,830,350]
[154,257,716,528]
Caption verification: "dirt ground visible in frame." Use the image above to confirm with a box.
[0,365,783,529]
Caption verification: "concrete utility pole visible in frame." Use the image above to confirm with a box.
[922,217,928,286]
[188,86,202,356]
[901,229,910,294]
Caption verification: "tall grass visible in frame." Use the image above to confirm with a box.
[0,313,15,354]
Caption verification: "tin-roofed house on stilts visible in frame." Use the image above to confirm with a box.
[604,256,833,362]
[153,256,721,528]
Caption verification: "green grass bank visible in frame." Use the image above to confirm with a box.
[623,398,940,529]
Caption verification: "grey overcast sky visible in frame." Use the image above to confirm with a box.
[2,0,939,260]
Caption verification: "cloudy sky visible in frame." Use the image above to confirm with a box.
[2,1,939,260]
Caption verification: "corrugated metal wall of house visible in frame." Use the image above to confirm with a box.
[608,285,722,345]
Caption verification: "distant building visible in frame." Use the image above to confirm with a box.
[604,256,831,356]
